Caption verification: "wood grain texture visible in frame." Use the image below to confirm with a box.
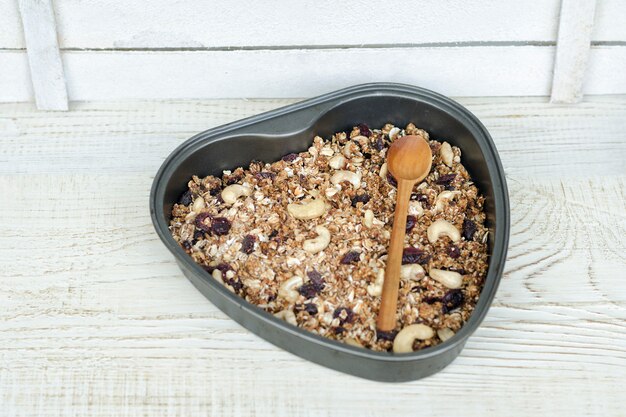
[1,97,626,416]
[17,0,68,110]
[551,0,597,103]
[0,51,32,102]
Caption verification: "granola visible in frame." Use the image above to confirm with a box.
[169,123,489,352]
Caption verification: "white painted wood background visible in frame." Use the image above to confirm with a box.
[2,0,626,106]
[1,96,625,416]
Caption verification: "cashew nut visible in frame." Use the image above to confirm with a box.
[367,269,385,296]
[400,264,425,281]
[437,327,455,342]
[274,309,297,326]
[287,198,326,220]
[192,196,205,211]
[379,162,388,178]
[427,219,461,243]
[342,142,359,158]
[363,209,374,228]
[434,190,461,212]
[344,338,363,347]
[221,184,252,205]
[388,127,401,141]
[302,226,331,253]
[330,170,361,188]
[324,185,340,199]
[429,269,463,289]
[328,154,347,169]
[278,275,304,302]
[440,142,454,167]
[408,201,424,217]
[211,269,224,284]
[393,324,435,353]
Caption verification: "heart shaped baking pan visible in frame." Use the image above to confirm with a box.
[150,83,509,381]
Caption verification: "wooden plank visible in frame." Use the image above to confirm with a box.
[51,0,561,49]
[0,51,33,102]
[592,0,626,41]
[585,46,626,95]
[0,0,24,48]
[0,97,625,415]
[551,0,597,103]
[59,46,555,100]
[17,0,68,110]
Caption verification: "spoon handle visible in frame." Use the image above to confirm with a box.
[377,178,414,332]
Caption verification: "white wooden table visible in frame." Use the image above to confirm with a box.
[1,97,625,416]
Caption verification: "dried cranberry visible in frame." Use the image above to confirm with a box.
[401,247,431,265]
[194,212,212,232]
[282,153,298,162]
[357,123,371,137]
[340,250,361,265]
[386,172,397,187]
[435,174,456,186]
[255,171,276,180]
[441,289,464,313]
[209,186,222,196]
[241,234,256,254]
[304,303,318,315]
[462,218,477,241]
[406,215,417,233]
[307,269,324,286]
[215,263,232,274]
[351,193,370,207]
[268,229,278,239]
[374,136,384,151]
[422,296,441,304]
[333,307,354,324]
[376,329,398,341]
[211,217,231,236]
[447,245,461,258]
[178,190,193,205]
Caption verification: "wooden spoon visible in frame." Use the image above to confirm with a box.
[377,134,433,332]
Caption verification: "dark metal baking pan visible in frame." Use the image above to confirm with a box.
[150,82,510,382]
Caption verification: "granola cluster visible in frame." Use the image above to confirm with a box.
[169,123,488,352]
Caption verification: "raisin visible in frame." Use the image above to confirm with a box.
[215,263,232,274]
[255,171,276,180]
[178,190,193,205]
[447,245,461,258]
[182,241,193,250]
[357,123,371,137]
[351,193,370,207]
[298,282,323,299]
[462,218,477,241]
[406,215,417,233]
[401,247,431,265]
[211,217,231,236]
[334,326,346,335]
[194,212,212,232]
[435,174,456,186]
[202,264,215,274]
[362,151,372,159]
[422,296,441,304]
[227,278,244,292]
[225,175,242,186]
[376,329,398,341]
[441,289,464,313]
[241,234,256,254]
[304,303,318,315]
[374,136,384,151]
[333,307,354,324]
[340,250,361,264]
[209,186,222,196]
[193,230,204,240]
[282,153,298,162]
[386,172,397,187]
[268,229,278,239]
[415,193,431,209]
[307,269,324,286]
